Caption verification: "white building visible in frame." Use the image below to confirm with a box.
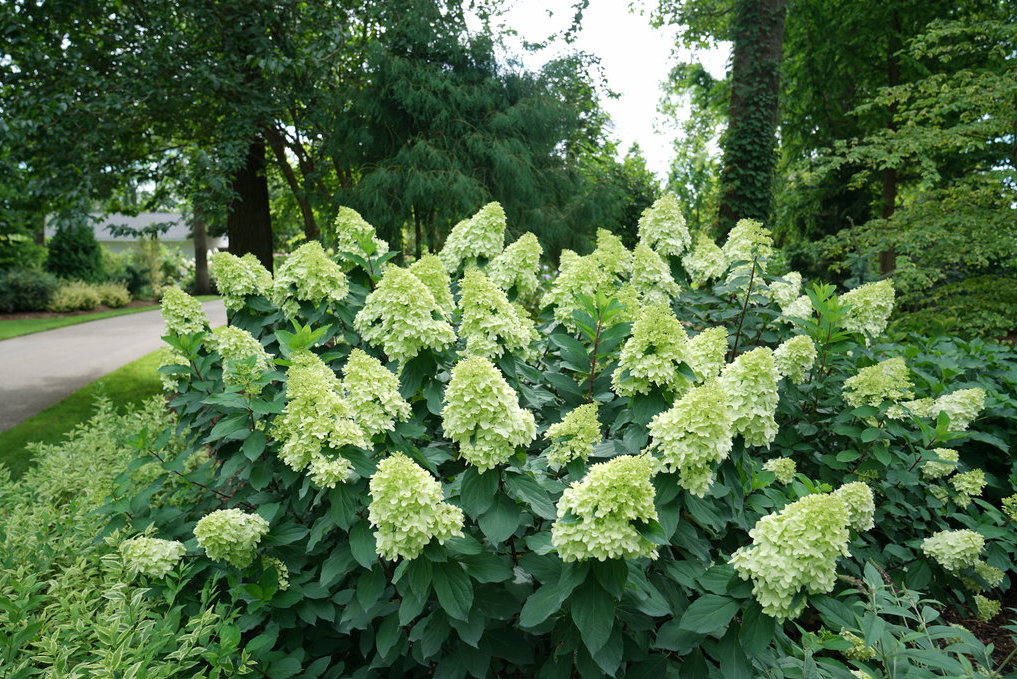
[44,212,228,257]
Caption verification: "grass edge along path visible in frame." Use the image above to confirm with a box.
[0,349,164,479]
[0,295,219,341]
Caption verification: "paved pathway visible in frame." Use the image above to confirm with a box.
[0,300,225,433]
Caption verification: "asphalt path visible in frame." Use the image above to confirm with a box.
[0,300,225,433]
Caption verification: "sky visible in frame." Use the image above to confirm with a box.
[482,0,730,179]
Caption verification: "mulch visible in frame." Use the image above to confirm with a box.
[942,587,1017,673]
[0,299,158,321]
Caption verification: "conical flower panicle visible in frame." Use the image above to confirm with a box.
[720,347,779,448]
[637,194,691,258]
[272,241,349,314]
[161,286,209,335]
[458,269,537,359]
[332,206,389,271]
[439,202,506,272]
[341,348,411,437]
[630,241,681,306]
[544,403,602,469]
[613,304,689,397]
[488,232,543,299]
[209,252,273,312]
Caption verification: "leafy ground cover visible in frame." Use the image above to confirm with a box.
[0,350,163,478]
[95,202,1016,677]
[0,295,218,341]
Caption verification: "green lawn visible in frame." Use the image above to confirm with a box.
[0,295,219,341]
[0,350,164,479]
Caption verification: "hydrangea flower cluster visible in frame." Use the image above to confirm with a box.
[973,561,1004,589]
[369,453,464,560]
[766,271,803,309]
[951,469,986,505]
[590,229,632,278]
[457,270,537,359]
[441,356,536,471]
[773,334,817,384]
[551,455,659,561]
[488,232,543,299]
[161,286,209,335]
[921,529,984,572]
[544,403,602,469]
[354,266,456,363]
[779,294,814,323]
[974,594,1001,622]
[613,304,688,397]
[720,347,779,448]
[340,349,411,437]
[439,202,505,272]
[722,218,774,269]
[630,242,681,306]
[921,448,959,479]
[194,508,270,568]
[1003,494,1017,522]
[541,254,618,329]
[408,254,455,318]
[682,232,727,286]
[332,206,389,269]
[930,388,985,432]
[209,251,273,311]
[157,347,191,392]
[842,357,914,408]
[835,482,876,532]
[637,193,690,258]
[646,380,733,496]
[271,352,368,488]
[272,241,349,313]
[120,536,186,578]
[684,326,729,382]
[730,485,872,619]
[262,556,290,591]
[840,630,875,661]
[211,326,273,395]
[840,279,895,340]
[763,457,797,485]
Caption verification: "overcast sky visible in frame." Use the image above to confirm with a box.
[482,0,730,180]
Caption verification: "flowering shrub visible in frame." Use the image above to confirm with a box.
[111,200,1016,677]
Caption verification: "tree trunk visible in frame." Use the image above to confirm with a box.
[265,127,320,241]
[192,206,211,295]
[716,0,787,236]
[879,10,902,275]
[227,136,274,271]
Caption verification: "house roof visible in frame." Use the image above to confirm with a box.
[45,212,191,242]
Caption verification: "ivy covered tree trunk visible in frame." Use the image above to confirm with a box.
[227,136,274,271]
[879,9,902,276]
[717,0,787,235]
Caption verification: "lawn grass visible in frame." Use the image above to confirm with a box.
[0,295,219,341]
[0,350,164,479]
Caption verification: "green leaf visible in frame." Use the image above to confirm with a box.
[679,594,739,634]
[349,521,377,568]
[737,602,774,656]
[328,483,358,531]
[861,427,883,443]
[241,429,266,460]
[504,471,557,520]
[268,657,302,679]
[459,552,512,583]
[320,545,355,589]
[519,584,565,628]
[550,333,591,371]
[460,467,499,518]
[432,561,474,622]
[571,580,614,654]
[632,518,669,546]
[478,492,520,544]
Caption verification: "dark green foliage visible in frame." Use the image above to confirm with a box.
[0,233,47,272]
[0,268,58,312]
[45,224,104,282]
[892,276,1017,340]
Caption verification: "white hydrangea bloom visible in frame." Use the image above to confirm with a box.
[921,529,984,572]
[120,536,186,578]
[952,469,987,500]
[722,219,774,269]
[921,448,959,479]
[540,254,620,330]
[369,453,464,560]
[157,347,191,393]
[590,229,632,278]
[682,232,727,286]
[833,482,875,532]
[488,232,543,300]
[684,326,728,382]
[209,251,273,312]
[552,455,659,561]
[929,388,985,432]
[630,241,681,306]
[439,202,506,272]
[763,458,796,485]
[973,561,1004,588]
[842,357,914,408]
[720,347,779,448]
[271,352,368,487]
[767,271,803,309]
[730,487,871,620]
[194,509,270,568]
[840,630,876,661]
[160,286,209,335]
[646,380,733,496]
[637,194,691,258]
[272,241,349,312]
[975,594,1001,622]
[840,279,895,340]
[332,206,389,271]
[457,270,537,359]
[408,254,455,319]
[354,266,457,363]
[773,335,817,385]
[613,304,688,397]
[211,326,273,395]
[341,349,411,437]
[441,356,536,471]
[544,403,602,469]
[780,294,814,323]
